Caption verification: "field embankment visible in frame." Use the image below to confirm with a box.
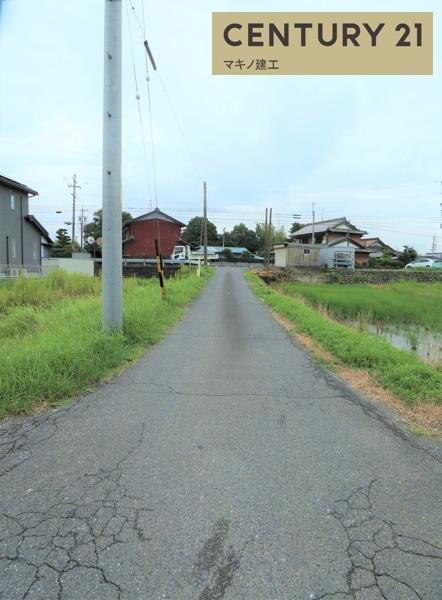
[0,268,212,418]
[246,272,442,434]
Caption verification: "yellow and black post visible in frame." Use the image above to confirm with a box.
[155,239,167,300]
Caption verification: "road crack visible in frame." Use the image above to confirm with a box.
[317,481,442,599]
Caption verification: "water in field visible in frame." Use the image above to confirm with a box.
[360,322,442,366]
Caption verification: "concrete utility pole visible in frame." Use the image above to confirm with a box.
[311,202,316,244]
[78,208,87,252]
[102,0,123,331]
[203,181,208,266]
[264,208,268,269]
[268,207,273,266]
[68,174,81,250]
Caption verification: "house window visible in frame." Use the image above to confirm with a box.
[10,194,15,210]
[304,248,311,255]
[11,238,17,259]
[33,242,37,259]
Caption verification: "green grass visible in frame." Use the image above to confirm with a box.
[0,268,212,418]
[246,273,442,407]
[278,281,442,331]
[0,270,100,312]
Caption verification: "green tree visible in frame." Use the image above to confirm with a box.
[399,245,417,266]
[183,217,218,249]
[229,223,258,252]
[255,223,287,254]
[83,209,132,254]
[51,228,74,257]
[289,221,305,237]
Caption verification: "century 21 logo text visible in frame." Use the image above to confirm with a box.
[222,21,424,48]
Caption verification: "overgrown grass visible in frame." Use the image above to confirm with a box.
[0,268,212,418]
[0,270,100,312]
[279,281,442,331]
[246,273,442,407]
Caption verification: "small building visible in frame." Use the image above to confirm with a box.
[360,237,397,258]
[0,174,53,276]
[274,243,355,269]
[122,208,185,259]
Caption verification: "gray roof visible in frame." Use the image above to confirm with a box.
[125,208,185,227]
[0,174,38,196]
[25,215,53,244]
[293,217,367,237]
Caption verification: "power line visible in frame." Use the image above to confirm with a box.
[125,0,153,208]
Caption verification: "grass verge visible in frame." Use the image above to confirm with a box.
[0,268,212,418]
[246,272,442,433]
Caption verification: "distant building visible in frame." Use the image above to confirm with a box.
[0,174,52,276]
[191,246,264,262]
[274,243,356,269]
[291,217,371,266]
[122,208,185,259]
[360,237,397,258]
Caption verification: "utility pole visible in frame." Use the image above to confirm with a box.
[78,208,87,252]
[203,181,208,266]
[265,208,273,268]
[268,208,273,266]
[311,202,316,245]
[431,235,437,255]
[264,208,268,269]
[68,174,81,250]
[102,0,123,331]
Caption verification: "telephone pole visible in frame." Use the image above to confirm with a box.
[264,208,268,269]
[203,181,208,266]
[102,0,123,331]
[311,202,316,244]
[68,174,81,250]
[268,207,273,266]
[78,208,87,252]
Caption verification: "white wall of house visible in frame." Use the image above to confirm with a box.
[42,258,94,277]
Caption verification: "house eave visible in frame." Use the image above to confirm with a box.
[0,174,38,196]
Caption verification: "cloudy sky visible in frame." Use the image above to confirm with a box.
[0,0,441,253]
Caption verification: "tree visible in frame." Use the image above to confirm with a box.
[273,225,287,244]
[51,228,74,257]
[289,221,305,237]
[229,223,258,252]
[399,245,417,266]
[222,247,233,260]
[182,217,218,249]
[83,209,132,254]
[255,223,287,254]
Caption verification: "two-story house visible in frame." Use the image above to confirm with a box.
[291,217,372,266]
[0,174,52,276]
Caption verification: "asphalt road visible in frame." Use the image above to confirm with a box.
[1,267,441,600]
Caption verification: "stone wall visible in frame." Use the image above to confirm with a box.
[259,268,442,285]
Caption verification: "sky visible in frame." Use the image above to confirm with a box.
[0,0,441,254]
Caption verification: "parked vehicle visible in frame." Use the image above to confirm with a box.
[405,258,435,269]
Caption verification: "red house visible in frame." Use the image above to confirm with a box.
[122,208,185,259]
